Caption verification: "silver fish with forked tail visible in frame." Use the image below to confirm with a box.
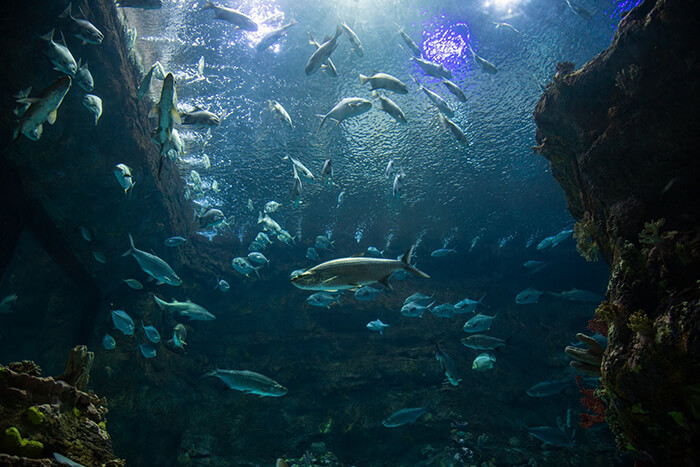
[123,234,182,286]
[202,369,287,397]
[291,245,429,291]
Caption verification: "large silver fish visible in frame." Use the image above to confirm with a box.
[394,23,422,57]
[58,4,104,45]
[202,369,287,397]
[411,76,453,117]
[291,245,429,291]
[149,73,180,146]
[376,94,407,124]
[154,296,215,320]
[318,97,371,131]
[439,113,468,146]
[307,33,338,77]
[201,1,258,31]
[305,26,343,75]
[409,56,451,80]
[40,29,77,76]
[256,20,297,52]
[124,234,182,286]
[339,20,363,57]
[13,76,71,141]
[468,45,498,74]
[359,72,408,94]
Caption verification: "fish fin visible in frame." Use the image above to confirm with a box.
[59,4,72,19]
[201,0,215,10]
[172,106,181,124]
[350,252,364,257]
[40,29,55,42]
[16,98,40,105]
[148,105,158,119]
[321,276,337,283]
[122,234,136,256]
[378,275,393,291]
[359,73,368,85]
[58,30,68,47]
[46,109,58,125]
[401,245,430,278]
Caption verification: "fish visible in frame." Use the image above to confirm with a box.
[197,208,225,228]
[58,4,104,45]
[307,33,338,77]
[256,20,297,52]
[392,170,405,199]
[202,369,287,397]
[305,26,343,75]
[123,279,143,290]
[463,313,498,333]
[268,100,293,128]
[232,257,261,277]
[115,0,163,10]
[123,234,182,286]
[216,279,230,292]
[286,155,315,180]
[409,55,451,80]
[526,426,575,447]
[321,158,333,187]
[290,269,306,280]
[247,251,269,266]
[404,292,433,305]
[53,452,86,467]
[400,300,433,318]
[366,247,384,258]
[292,165,303,207]
[139,343,157,358]
[13,87,33,118]
[565,0,593,20]
[536,235,556,249]
[339,20,363,57]
[467,45,498,74]
[154,296,216,321]
[472,352,496,371]
[0,294,18,314]
[137,64,156,101]
[306,292,341,308]
[149,73,180,157]
[493,21,520,34]
[367,319,389,336]
[411,76,453,117]
[547,288,604,303]
[258,212,282,234]
[382,406,429,427]
[441,79,467,102]
[439,114,468,146]
[431,303,455,318]
[306,247,319,261]
[376,94,407,124]
[523,260,544,268]
[315,235,334,250]
[526,378,575,397]
[101,334,116,350]
[354,286,381,301]
[142,321,161,343]
[75,60,94,92]
[264,201,281,214]
[436,342,460,386]
[40,29,77,76]
[197,56,205,77]
[92,251,107,264]
[359,73,408,94]
[114,163,135,196]
[454,295,486,314]
[247,199,255,212]
[201,1,258,31]
[291,245,429,292]
[171,323,187,348]
[431,248,456,258]
[460,334,508,351]
[152,61,166,80]
[82,94,102,125]
[515,288,543,304]
[180,109,220,126]
[164,236,187,247]
[111,309,135,335]
[394,24,422,57]
[337,191,345,207]
[255,232,272,246]
[13,76,71,142]
[318,97,372,131]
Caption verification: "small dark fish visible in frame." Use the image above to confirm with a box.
[164,236,187,247]
[382,406,430,427]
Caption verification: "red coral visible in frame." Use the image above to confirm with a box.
[587,316,608,337]
[576,375,607,429]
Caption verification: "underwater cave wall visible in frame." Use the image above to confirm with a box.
[533,0,700,463]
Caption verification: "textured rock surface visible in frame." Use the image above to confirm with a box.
[534,0,700,462]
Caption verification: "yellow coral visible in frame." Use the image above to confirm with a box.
[574,212,600,262]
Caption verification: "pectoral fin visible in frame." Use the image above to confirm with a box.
[47,109,58,125]
[378,275,393,291]
[148,105,158,119]
[171,106,181,124]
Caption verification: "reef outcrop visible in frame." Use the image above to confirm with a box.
[0,346,123,466]
[534,0,700,463]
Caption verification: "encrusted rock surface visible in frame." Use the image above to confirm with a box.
[534,0,700,463]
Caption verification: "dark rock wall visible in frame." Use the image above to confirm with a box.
[534,0,700,463]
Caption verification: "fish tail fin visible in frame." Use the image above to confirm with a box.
[397,43,411,57]
[409,74,420,87]
[122,234,135,256]
[40,29,55,42]
[200,370,217,379]
[400,245,430,278]
[153,295,167,310]
[478,294,488,307]
[59,3,72,19]
[334,25,343,40]
[317,114,328,132]
[359,73,368,85]
[201,0,215,11]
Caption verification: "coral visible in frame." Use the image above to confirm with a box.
[24,407,44,425]
[565,333,604,376]
[575,376,607,429]
[0,427,44,458]
[638,219,665,246]
[627,310,653,334]
[574,212,600,262]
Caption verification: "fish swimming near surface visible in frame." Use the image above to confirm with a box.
[201,1,258,30]
[339,20,363,57]
[268,100,293,128]
[318,97,372,131]
[13,76,72,142]
[367,319,389,336]
[202,369,287,396]
[411,76,453,117]
[408,54,452,80]
[439,113,469,146]
[114,163,135,196]
[436,342,460,386]
[463,313,498,333]
[564,0,593,20]
[382,406,430,427]
[467,45,498,74]
[154,296,216,321]
[526,426,575,447]
[75,59,94,92]
[291,245,429,291]
[142,321,161,343]
[375,94,407,124]
[359,73,408,94]
[256,20,297,52]
[164,236,187,247]
[123,234,182,286]
[111,309,135,335]
[461,334,508,351]
[394,23,422,57]
[307,33,338,77]
[441,79,467,102]
[515,288,543,304]
[82,94,102,125]
[305,26,343,75]
[180,109,220,126]
[40,29,77,76]
[58,4,104,45]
